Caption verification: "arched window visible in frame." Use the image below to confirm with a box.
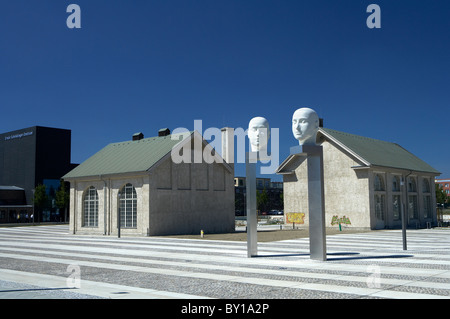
[407,177,417,192]
[83,186,98,227]
[374,174,385,191]
[119,183,137,228]
[392,176,401,192]
[422,179,430,193]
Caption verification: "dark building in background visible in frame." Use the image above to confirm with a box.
[234,177,283,216]
[0,186,32,223]
[0,126,77,222]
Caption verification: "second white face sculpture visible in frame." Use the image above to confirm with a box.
[292,107,319,146]
[248,117,270,152]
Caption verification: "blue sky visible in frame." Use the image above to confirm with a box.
[1,0,449,180]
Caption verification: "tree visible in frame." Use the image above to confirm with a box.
[257,188,269,213]
[55,180,70,222]
[33,184,48,223]
[436,184,448,206]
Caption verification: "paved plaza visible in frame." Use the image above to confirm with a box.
[0,225,449,299]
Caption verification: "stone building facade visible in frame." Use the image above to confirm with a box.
[277,128,440,230]
[63,130,235,236]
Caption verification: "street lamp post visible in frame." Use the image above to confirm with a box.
[118,192,122,238]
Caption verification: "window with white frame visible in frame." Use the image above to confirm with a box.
[423,195,431,219]
[119,183,137,228]
[392,195,401,221]
[408,195,418,219]
[83,186,98,227]
[374,174,385,191]
[407,177,418,219]
[422,178,431,219]
[391,175,402,221]
[407,176,417,192]
[374,174,385,221]
[422,178,430,193]
[392,175,401,192]
[375,194,385,221]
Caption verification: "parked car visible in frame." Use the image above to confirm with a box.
[268,210,283,215]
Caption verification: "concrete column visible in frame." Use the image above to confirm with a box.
[246,152,257,257]
[290,145,327,261]
[303,145,327,261]
[221,127,234,168]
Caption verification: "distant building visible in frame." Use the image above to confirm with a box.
[0,186,32,223]
[277,128,440,229]
[63,129,235,236]
[435,179,450,196]
[0,126,77,223]
[234,177,283,215]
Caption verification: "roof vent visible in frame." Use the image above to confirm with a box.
[132,132,144,141]
[158,128,170,137]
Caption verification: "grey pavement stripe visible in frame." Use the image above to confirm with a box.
[0,251,448,299]
[0,236,248,256]
[1,226,449,299]
[1,246,449,291]
[0,235,449,277]
[0,268,208,299]
[1,235,450,268]
[1,230,448,256]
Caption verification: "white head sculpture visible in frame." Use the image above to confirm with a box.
[248,116,270,152]
[292,107,319,146]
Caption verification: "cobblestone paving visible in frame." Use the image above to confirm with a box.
[0,225,449,299]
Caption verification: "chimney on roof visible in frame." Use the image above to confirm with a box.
[132,132,144,141]
[319,118,324,128]
[158,128,170,137]
[221,127,234,168]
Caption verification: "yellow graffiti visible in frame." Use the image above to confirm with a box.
[331,215,351,226]
[286,213,305,224]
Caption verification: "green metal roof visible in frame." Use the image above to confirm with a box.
[63,131,192,179]
[320,128,440,174]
